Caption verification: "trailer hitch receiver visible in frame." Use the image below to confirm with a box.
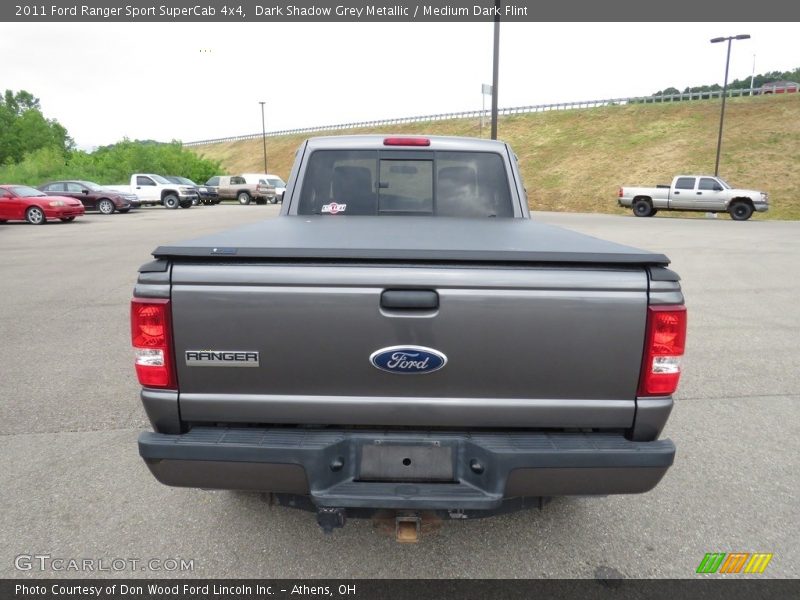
[316,507,346,534]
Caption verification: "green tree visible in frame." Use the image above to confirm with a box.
[0,138,222,187]
[651,67,800,99]
[4,89,40,114]
[85,139,221,184]
[0,89,73,164]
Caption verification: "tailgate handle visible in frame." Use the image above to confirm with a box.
[381,290,439,310]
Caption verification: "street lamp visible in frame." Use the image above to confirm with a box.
[259,101,267,173]
[710,34,750,176]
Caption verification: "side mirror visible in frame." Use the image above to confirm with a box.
[82,189,89,194]
[714,185,723,191]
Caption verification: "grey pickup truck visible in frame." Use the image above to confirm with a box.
[133,135,687,537]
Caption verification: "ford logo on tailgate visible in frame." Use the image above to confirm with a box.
[370,346,447,374]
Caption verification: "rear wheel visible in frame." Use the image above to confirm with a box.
[26,206,46,224]
[269,196,278,205]
[729,202,753,221]
[163,194,180,209]
[97,199,115,214]
[632,199,654,217]
[238,192,251,205]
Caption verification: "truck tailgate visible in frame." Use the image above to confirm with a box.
[170,262,648,428]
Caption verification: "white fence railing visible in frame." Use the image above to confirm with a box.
[183,87,768,147]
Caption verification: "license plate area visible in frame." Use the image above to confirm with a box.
[358,443,454,482]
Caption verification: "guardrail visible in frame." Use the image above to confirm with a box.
[183,87,768,147]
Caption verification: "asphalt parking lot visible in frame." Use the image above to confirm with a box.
[1,206,797,578]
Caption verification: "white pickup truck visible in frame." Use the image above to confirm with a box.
[107,174,198,209]
[618,175,769,220]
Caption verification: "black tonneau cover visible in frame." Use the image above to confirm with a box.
[152,216,669,266]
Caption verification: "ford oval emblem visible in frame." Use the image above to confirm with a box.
[370,345,447,375]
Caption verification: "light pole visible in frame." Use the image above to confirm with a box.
[490,0,500,140]
[710,34,750,176]
[259,101,267,173]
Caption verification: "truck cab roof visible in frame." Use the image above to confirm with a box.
[304,134,510,152]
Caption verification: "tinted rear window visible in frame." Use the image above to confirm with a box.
[297,150,513,217]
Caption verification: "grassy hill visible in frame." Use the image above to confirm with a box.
[190,94,800,219]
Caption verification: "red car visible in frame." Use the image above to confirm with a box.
[0,185,86,224]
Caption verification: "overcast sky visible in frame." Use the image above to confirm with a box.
[1,22,797,149]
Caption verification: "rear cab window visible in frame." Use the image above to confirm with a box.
[674,177,696,190]
[297,150,513,217]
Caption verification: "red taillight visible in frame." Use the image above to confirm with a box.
[638,305,687,397]
[618,188,623,197]
[131,298,176,389]
[383,137,431,146]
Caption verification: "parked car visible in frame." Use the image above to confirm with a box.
[38,180,139,214]
[206,175,276,205]
[164,176,220,206]
[761,81,799,94]
[618,175,768,220]
[0,185,85,224]
[106,174,196,209]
